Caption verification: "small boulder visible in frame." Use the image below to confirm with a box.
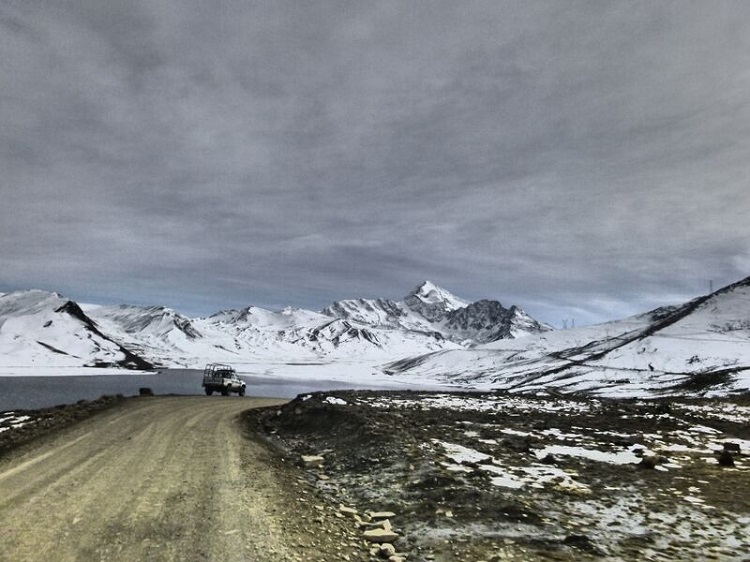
[723,442,741,455]
[502,436,530,453]
[301,455,325,468]
[338,505,358,518]
[363,528,399,544]
[377,543,396,558]
[718,450,736,467]
[563,534,604,555]
[539,453,557,465]
[368,511,397,521]
[638,455,661,469]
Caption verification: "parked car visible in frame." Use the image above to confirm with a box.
[202,363,246,396]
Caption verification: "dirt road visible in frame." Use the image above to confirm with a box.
[0,396,360,562]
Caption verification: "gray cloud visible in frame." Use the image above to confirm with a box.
[2,1,749,326]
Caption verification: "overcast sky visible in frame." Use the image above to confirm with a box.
[2,1,749,326]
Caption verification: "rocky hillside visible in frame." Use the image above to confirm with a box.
[248,390,750,561]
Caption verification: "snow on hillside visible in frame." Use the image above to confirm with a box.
[4,278,750,398]
[382,278,750,397]
[84,297,464,369]
[321,281,465,334]
[322,298,427,332]
[0,281,551,372]
[85,304,211,367]
[403,280,469,321]
[442,300,553,343]
[0,291,150,370]
[322,281,551,344]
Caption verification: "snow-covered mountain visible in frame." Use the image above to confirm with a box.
[402,280,469,322]
[0,291,152,369]
[443,300,552,343]
[83,304,204,367]
[384,277,750,397]
[5,277,750,397]
[1,282,546,369]
[192,305,452,363]
[322,281,552,343]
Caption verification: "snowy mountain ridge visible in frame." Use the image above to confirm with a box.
[385,277,750,397]
[0,291,151,370]
[3,277,750,397]
[322,281,552,344]
[0,281,547,369]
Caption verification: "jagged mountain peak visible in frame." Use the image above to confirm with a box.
[206,304,328,332]
[405,281,468,307]
[403,281,469,322]
[321,282,549,344]
[443,300,553,343]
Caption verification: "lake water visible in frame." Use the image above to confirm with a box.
[0,369,418,412]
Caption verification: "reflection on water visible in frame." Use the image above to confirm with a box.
[0,369,422,411]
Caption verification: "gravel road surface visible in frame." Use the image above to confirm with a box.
[0,396,361,562]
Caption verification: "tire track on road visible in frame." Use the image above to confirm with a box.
[0,396,289,562]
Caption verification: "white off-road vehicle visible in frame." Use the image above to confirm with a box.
[202,363,246,396]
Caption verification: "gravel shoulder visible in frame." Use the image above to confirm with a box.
[0,396,366,562]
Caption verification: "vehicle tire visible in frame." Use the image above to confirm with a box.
[205,388,213,396]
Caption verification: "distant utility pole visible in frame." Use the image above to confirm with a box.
[562,318,575,329]
[709,279,714,294]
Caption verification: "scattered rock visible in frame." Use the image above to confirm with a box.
[563,533,604,555]
[242,389,750,562]
[301,455,325,468]
[539,453,557,465]
[368,511,396,520]
[723,442,741,455]
[338,505,358,518]
[363,527,399,544]
[138,387,154,396]
[638,455,661,469]
[718,450,736,467]
[377,543,397,558]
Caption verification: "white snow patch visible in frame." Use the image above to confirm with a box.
[534,444,647,466]
[434,441,491,464]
